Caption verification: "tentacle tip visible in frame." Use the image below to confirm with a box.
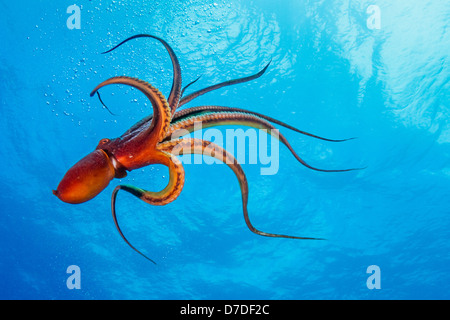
[263,60,272,70]
[136,251,157,264]
[297,236,326,240]
[346,166,367,171]
[333,137,357,142]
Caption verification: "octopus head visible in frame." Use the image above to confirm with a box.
[53,149,116,204]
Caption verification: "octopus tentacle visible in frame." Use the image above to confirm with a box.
[95,91,116,116]
[172,106,355,142]
[102,34,182,114]
[111,186,156,264]
[123,103,353,147]
[100,34,270,110]
[181,75,202,97]
[90,76,171,162]
[158,138,322,240]
[164,112,360,172]
[179,60,271,107]
[111,151,185,264]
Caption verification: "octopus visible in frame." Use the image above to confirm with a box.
[53,34,360,263]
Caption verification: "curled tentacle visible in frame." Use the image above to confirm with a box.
[111,186,156,264]
[111,150,185,264]
[101,34,269,111]
[122,104,355,147]
[172,106,356,142]
[102,34,182,114]
[165,112,362,172]
[159,138,323,240]
[179,60,271,107]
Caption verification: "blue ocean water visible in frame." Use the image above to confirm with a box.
[0,0,449,300]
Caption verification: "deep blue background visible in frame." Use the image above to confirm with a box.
[0,0,449,299]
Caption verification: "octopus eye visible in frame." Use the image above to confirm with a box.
[99,138,110,145]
